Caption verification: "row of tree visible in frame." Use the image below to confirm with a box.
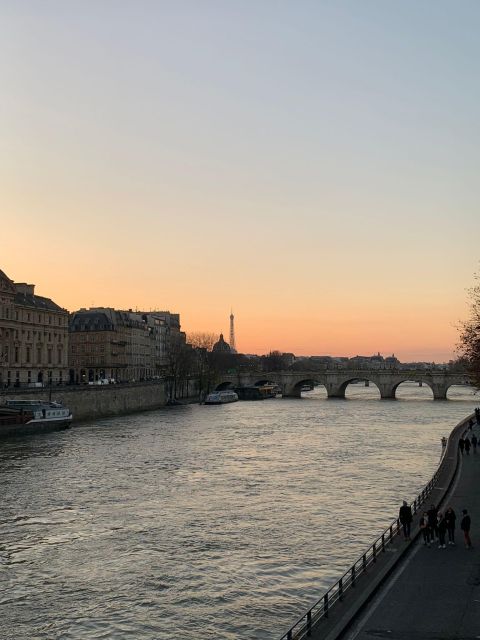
[164,332,294,400]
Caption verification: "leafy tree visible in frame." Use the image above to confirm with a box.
[458,272,480,388]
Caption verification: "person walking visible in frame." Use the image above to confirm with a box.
[444,506,456,545]
[459,437,465,455]
[465,436,471,455]
[437,512,447,549]
[427,504,438,540]
[461,509,472,549]
[420,512,431,547]
[399,500,413,540]
[475,407,480,424]
[471,433,477,454]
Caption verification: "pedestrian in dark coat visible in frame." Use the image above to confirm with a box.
[399,500,413,540]
[420,512,431,547]
[437,513,447,548]
[459,438,465,454]
[444,507,456,544]
[475,407,480,424]
[461,509,472,549]
[471,434,477,453]
[427,504,438,540]
[465,437,471,455]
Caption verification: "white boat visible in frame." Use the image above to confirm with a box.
[0,400,73,436]
[204,390,239,405]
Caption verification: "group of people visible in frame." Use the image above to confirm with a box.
[458,433,477,454]
[398,413,477,551]
[458,411,480,454]
[399,502,472,549]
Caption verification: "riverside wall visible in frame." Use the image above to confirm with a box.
[0,381,180,422]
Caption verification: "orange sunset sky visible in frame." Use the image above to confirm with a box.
[1,2,479,362]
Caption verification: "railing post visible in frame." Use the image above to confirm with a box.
[362,553,367,572]
[373,542,377,563]
[413,498,417,514]
[287,632,292,640]
[339,578,343,601]
[396,518,400,535]
[351,565,356,587]
[382,533,385,552]
[307,610,312,636]
[390,525,393,543]
[324,593,329,618]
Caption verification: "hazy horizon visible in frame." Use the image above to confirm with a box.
[2,1,479,361]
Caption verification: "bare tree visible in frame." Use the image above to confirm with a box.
[458,271,480,389]
[186,332,217,351]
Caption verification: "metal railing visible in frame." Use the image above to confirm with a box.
[279,464,446,640]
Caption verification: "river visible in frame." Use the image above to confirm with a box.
[0,383,477,640]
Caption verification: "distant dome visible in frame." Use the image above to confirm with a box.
[212,333,231,353]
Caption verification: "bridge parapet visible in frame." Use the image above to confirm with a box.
[214,369,471,400]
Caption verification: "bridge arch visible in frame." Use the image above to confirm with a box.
[215,380,236,391]
[336,377,381,399]
[289,378,328,398]
[392,380,434,400]
[446,382,475,400]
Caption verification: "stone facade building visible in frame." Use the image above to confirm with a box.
[0,269,69,387]
[68,308,186,383]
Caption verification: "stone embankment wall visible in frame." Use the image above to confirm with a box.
[0,381,172,422]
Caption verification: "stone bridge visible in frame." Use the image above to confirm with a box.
[215,369,472,400]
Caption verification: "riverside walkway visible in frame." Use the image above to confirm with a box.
[338,420,480,640]
[281,414,480,640]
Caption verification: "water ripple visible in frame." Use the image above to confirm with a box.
[0,384,476,639]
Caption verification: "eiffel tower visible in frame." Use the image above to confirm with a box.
[229,310,236,353]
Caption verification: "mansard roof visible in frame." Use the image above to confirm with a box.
[70,310,115,331]
[69,308,149,332]
[14,291,65,312]
[0,269,16,295]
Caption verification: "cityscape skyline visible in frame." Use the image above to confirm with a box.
[0,264,463,363]
[2,2,479,361]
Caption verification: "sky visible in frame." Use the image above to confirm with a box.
[1,1,479,361]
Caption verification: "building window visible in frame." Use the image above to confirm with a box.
[14,347,19,363]
[48,349,52,365]
[37,348,42,364]
[27,371,31,383]
[57,348,62,365]
[26,347,31,362]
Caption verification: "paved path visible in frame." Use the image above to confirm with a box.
[340,423,480,640]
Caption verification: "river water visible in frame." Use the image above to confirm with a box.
[0,383,477,640]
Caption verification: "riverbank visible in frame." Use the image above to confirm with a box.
[0,381,168,422]
[335,413,480,640]
[282,412,475,640]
